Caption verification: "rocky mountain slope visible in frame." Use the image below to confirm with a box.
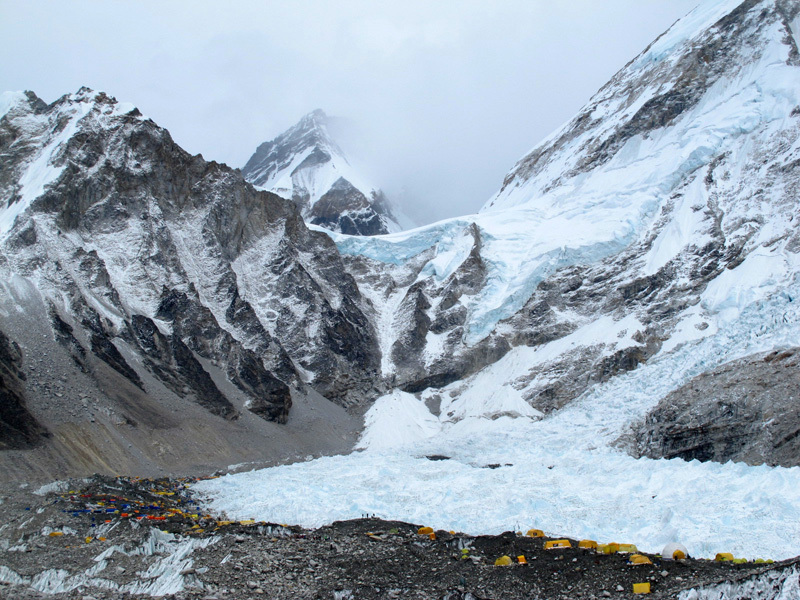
[242,109,407,236]
[322,0,800,457]
[628,347,800,467]
[2,0,800,482]
[0,89,376,480]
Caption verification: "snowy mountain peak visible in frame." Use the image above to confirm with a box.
[0,88,145,237]
[0,90,46,120]
[296,108,330,133]
[254,108,338,164]
[242,110,408,236]
[482,0,800,214]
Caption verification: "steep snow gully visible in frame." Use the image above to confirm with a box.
[2,1,800,592]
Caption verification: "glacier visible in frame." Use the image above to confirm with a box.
[194,271,800,560]
[194,0,800,564]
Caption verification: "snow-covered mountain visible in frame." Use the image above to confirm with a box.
[0,88,378,478]
[196,0,800,564]
[3,0,800,584]
[322,0,800,426]
[2,0,800,529]
[242,109,408,236]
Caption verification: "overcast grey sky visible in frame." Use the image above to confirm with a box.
[0,0,700,224]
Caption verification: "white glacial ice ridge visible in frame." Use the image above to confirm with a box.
[679,565,800,600]
[0,528,217,596]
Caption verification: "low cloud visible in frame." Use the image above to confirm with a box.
[1,0,698,224]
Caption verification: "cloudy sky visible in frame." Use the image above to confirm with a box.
[1,0,700,224]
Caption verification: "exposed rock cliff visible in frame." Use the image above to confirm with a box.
[628,348,800,467]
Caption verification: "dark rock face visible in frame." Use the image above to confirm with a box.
[391,281,432,373]
[155,288,294,421]
[129,315,237,420]
[309,177,388,236]
[89,331,145,391]
[0,329,49,449]
[379,223,500,390]
[225,348,292,423]
[627,348,800,467]
[49,308,87,371]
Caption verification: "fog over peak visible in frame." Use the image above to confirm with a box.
[1,0,699,225]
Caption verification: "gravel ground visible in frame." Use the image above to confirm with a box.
[0,476,797,600]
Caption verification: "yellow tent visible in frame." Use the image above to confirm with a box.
[526,529,544,537]
[661,542,688,560]
[715,553,735,562]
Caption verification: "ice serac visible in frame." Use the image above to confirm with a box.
[327,0,800,460]
[0,88,377,478]
[242,109,408,236]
